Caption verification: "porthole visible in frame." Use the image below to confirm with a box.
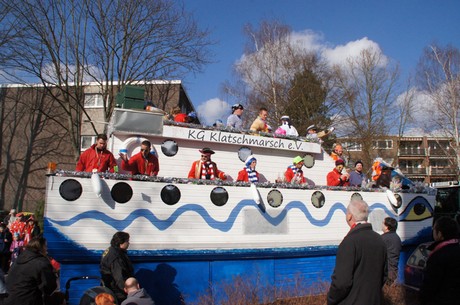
[351,193,363,201]
[238,147,252,162]
[161,185,181,205]
[111,182,133,204]
[311,191,325,209]
[267,189,283,208]
[303,154,315,168]
[59,179,82,201]
[161,139,178,157]
[210,187,229,206]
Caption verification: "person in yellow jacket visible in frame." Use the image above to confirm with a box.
[250,108,271,133]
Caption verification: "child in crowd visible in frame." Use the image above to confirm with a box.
[9,232,24,266]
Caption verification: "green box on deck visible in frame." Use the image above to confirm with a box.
[116,85,145,109]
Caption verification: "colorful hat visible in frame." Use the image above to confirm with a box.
[335,159,345,166]
[245,155,257,167]
[293,156,304,164]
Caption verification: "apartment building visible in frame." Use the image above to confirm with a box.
[341,136,458,183]
[0,80,196,210]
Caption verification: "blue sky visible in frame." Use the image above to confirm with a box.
[182,0,460,125]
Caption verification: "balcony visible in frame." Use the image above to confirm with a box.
[428,148,456,157]
[398,148,426,156]
[400,167,428,175]
[430,167,457,175]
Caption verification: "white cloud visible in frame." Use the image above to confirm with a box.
[235,29,386,89]
[280,30,386,67]
[196,98,230,126]
[321,37,386,67]
[289,30,325,52]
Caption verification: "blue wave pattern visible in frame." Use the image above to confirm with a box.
[48,200,396,232]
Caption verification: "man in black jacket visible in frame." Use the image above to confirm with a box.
[381,217,402,284]
[420,216,460,305]
[327,199,387,305]
[100,231,134,304]
[4,236,57,305]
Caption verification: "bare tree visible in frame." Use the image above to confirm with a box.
[85,0,212,121]
[0,0,212,211]
[329,48,400,167]
[223,19,331,130]
[0,86,69,211]
[1,0,90,160]
[416,44,460,177]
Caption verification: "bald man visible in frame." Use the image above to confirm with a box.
[327,200,387,305]
[121,277,155,305]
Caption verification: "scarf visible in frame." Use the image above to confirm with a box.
[245,167,258,183]
[201,161,215,180]
[289,164,303,183]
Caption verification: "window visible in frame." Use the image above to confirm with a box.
[81,135,96,151]
[372,140,393,149]
[399,160,422,168]
[430,159,448,168]
[342,142,362,151]
[84,94,104,108]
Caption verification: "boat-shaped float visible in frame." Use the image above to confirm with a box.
[44,108,435,304]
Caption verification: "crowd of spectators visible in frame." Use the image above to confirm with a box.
[1,209,42,274]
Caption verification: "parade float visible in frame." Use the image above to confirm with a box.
[44,108,436,304]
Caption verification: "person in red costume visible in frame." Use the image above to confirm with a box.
[327,159,350,186]
[119,140,159,176]
[76,134,117,173]
[188,148,227,180]
[284,156,307,184]
[237,155,259,182]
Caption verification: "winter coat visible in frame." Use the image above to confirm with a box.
[236,168,259,182]
[381,231,402,282]
[5,248,57,305]
[249,116,270,133]
[284,166,306,184]
[100,246,134,302]
[187,160,226,180]
[122,151,160,176]
[76,144,117,173]
[420,241,460,305]
[327,168,350,187]
[0,231,12,254]
[327,223,387,305]
[121,288,155,305]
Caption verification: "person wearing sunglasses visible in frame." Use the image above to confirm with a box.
[187,147,227,180]
[119,140,159,176]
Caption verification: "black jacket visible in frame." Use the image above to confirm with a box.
[381,231,402,281]
[420,241,460,305]
[100,246,134,302]
[4,248,57,305]
[327,223,387,305]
